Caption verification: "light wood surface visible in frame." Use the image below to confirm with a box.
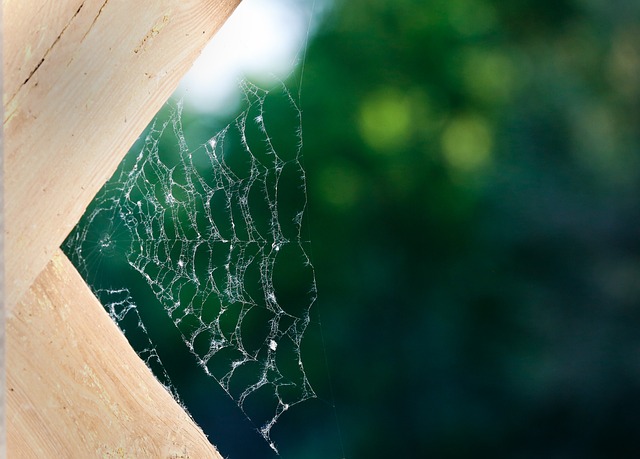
[7,250,222,458]
[4,0,241,456]
[4,0,239,309]
[3,0,85,103]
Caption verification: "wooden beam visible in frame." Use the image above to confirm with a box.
[3,0,240,309]
[7,250,223,458]
[3,0,241,455]
[3,0,85,104]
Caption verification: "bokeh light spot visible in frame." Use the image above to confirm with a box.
[461,48,516,104]
[441,114,494,172]
[358,88,412,153]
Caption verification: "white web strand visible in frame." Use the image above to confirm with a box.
[64,81,317,453]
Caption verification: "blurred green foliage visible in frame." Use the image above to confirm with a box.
[299,0,640,457]
[67,0,640,457]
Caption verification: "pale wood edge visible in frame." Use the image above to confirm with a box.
[7,250,223,458]
[1,1,6,456]
[4,0,241,309]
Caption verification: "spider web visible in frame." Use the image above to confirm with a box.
[63,81,318,453]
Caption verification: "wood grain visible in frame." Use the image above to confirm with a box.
[3,0,85,104]
[7,250,223,458]
[3,0,240,309]
[3,0,242,456]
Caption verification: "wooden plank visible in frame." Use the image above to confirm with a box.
[7,250,223,458]
[3,0,85,104]
[1,3,5,455]
[3,0,240,309]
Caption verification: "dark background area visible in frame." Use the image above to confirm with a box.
[300,0,640,457]
[66,0,640,457]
